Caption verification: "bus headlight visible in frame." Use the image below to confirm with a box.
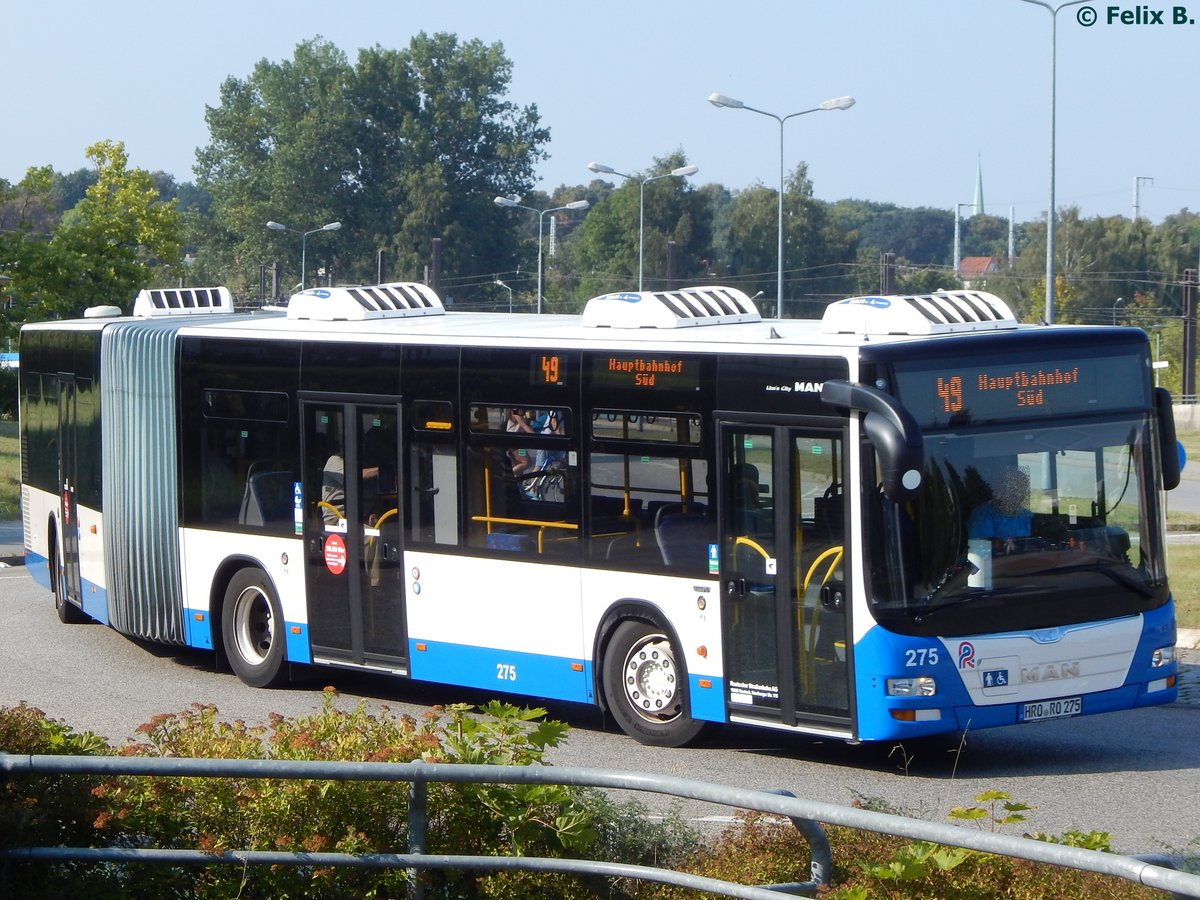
[1151,645,1175,667]
[886,676,937,697]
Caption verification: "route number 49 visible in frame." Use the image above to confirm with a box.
[496,663,518,681]
[904,647,940,667]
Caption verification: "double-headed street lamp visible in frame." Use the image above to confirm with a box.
[586,162,699,291]
[708,92,854,312]
[494,197,590,313]
[266,220,342,292]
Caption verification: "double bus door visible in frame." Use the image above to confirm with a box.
[720,422,852,730]
[303,399,407,669]
[57,376,83,608]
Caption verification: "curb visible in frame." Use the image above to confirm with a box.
[1179,628,1200,651]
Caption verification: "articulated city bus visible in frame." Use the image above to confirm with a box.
[19,283,1181,745]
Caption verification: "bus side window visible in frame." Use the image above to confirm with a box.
[464,405,578,559]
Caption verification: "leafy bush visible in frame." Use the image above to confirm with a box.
[630,790,1163,900]
[4,700,1177,899]
[0,703,113,897]
[0,366,16,420]
[89,694,612,898]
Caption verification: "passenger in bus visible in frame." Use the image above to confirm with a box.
[321,453,347,524]
[506,409,535,476]
[967,465,1033,552]
[320,446,384,526]
[533,411,566,470]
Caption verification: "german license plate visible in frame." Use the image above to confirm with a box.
[1020,696,1082,722]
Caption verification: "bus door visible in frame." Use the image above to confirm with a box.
[303,400,406,669]
[57,376,83,607]
[720,423,851,728]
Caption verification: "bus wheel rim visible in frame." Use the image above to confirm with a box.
[233,586,273,665]
[622,634,681,723]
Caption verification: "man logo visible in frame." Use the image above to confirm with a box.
[794,381,824,393]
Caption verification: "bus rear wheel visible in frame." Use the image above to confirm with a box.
[50,539,85,624]
[602,620,708,747]
[221,569,288,688]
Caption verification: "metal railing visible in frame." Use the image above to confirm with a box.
[2,753,1199,898]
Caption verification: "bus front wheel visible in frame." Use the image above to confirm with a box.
[221,569,288,688]
[601,620,708,747]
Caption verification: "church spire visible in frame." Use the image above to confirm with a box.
[973,155,984,216]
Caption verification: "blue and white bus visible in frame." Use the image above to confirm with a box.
[19,283,1181,745]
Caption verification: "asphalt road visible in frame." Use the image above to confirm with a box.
[3,565,1199,859]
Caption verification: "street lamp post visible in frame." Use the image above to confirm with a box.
[708,92,853,312]
[494,197,590,313]
[1014,0,1089,324]
[494,279,514,313]
[266,220,342,292]
[586,162,699,291]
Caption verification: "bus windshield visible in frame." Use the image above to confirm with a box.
[869,415,1170,637]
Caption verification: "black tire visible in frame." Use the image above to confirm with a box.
[601,619,709,747]
[50,538,86,625]
[221,568,288,688]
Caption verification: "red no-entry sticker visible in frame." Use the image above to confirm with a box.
[323,533,347,575]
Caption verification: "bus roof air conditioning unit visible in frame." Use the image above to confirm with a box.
[820,291,1019,336]
[286,283,445,321]
[582,286,761,329]
[132,287,235,318]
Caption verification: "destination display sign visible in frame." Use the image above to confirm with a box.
[591,354,701,391]
[893,351,1148,427]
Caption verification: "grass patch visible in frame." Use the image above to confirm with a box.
[1168,543,1200,629]
[0,420,18,520]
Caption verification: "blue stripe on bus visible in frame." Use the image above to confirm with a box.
[26,551,51,590]
[81,582,108,625]
[409,639,593,705]
[185,609,210,649]
[285,622,312,664]
[24,552,109,625]
[689,673,727,723]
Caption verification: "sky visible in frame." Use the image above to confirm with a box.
[4,0,1198,225]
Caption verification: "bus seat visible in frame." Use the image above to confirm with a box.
[239,470,294,526]
[655,507,711,568]
[485,532,531,553]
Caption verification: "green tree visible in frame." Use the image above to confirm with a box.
[194,33,549,299]
[567,152,711,305]
[1,142,182,336]
[720,163,855,315]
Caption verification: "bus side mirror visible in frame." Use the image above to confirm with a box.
[1155,387,1181,491]
[821,379,923,502]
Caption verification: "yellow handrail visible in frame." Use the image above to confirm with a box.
[803,546,843,592]
[317,500,343,522]
[798,545,844,702]
[734,535,771,559]
[469,515,578,554]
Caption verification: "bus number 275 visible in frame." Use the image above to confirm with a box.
[904,647,940,667]
[496,663,518,681]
